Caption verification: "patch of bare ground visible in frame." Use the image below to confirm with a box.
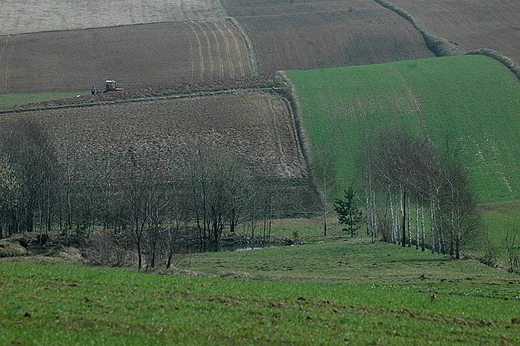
[0,0,222,35]
[220,0,434,72]
[389,0,520,64]
[0,19,252,93]
[0,89,308,182]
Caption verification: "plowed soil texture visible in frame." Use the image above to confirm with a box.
[0,19,252,93]
[221,0,435,72]
[391,0,520,63]
[0,0,222,35]
[0,92,307,182]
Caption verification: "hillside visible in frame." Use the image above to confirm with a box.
[221,0,435,72]
[285,55,520,202]
[2,235,519,345]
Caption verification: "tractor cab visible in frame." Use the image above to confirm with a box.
[104,80,124,92]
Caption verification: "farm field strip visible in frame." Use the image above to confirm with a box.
[0,19,252,93]
[220,0,435,72]
[0,92,307,182]
[0,0,223,35]
[388,0,520,63]
[285,55,520,202]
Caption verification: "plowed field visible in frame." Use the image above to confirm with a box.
[0,0,221,35]
[220,0,434,71]
[0,19,252,93]
[0,93,307,181]
[390,0,520,63]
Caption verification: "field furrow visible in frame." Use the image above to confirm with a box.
[205,21,226,79]
[226,20,248,77]
[187,21,207,82]
[192,21,216,81]
[213,20,236,79]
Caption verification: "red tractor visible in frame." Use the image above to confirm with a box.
[91,80,124,94]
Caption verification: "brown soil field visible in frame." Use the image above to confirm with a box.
[0,0,222,35]
[0,19,252,93]
[221,0,435,72]
[390,0,520,63]
[0,92,308,182]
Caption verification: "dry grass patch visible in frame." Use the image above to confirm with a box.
[0,0,222,35]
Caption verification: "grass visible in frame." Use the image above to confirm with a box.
[285,55,520,203]
[2,231,520,345]
[0,91,90,108]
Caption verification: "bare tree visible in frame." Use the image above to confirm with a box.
[1,119,61,234]
[0,161,21,238]
[311,146,338,236]
[188,146,253,246]
[362,126,481,256]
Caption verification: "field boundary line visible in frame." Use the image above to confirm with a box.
[187,21,206,81]
[182,24,196,83]
[0,86,286,115]
[192,21,215,80]
[276,71,312,181]
[466,49,520,81]
[372,0,463,57]
[204,20,225,79]
[213,20,235,79]
[226,17,258,76]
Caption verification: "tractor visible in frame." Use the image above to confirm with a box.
[91,80,124,94]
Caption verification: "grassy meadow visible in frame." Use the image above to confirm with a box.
[2,230,520,345]
[286,55,520,203]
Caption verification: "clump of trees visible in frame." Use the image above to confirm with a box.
[0,119,312,269]
[362,127,482,259]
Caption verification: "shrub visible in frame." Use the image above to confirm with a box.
[36,233,50,246]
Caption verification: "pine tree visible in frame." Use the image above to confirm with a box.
[333,186,364,237]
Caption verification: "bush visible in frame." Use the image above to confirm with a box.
[17,237,30,248]
[36,233,50,246]
[0,241,29,257]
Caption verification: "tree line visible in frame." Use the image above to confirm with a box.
[0,119,312,268]
[319,126,483,259]
[361,126,482,259]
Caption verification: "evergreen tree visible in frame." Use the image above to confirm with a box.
[333,186,363,237]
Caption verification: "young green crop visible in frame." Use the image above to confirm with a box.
[285,55,520,203]
[1,239,519,346]
[0,91,90,108]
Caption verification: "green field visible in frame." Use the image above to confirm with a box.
[0,91,90,108]
[286,55,520,203]
[2,233,520,345]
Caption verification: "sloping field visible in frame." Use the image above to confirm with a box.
[220,0,434,72]
[0,92,307,181]
[0,0,221,35]
[285,55,520,202]
[389,0,520,63]
[0,19,252,93]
